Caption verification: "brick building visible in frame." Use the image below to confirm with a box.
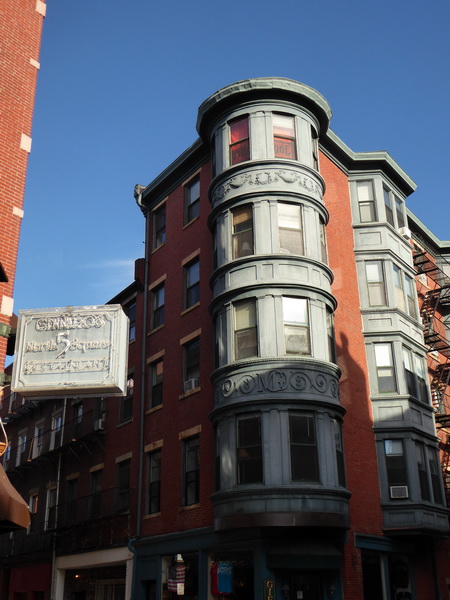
[1,77,450,600]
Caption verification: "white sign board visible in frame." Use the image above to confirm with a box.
[11,305,129,397]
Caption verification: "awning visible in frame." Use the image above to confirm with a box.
[0,463,31,530]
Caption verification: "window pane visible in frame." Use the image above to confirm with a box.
[416,443,431,501]
[184,437,199,505]
[237,417,263,484]
[273,115,297,159]
[395,197,405,228]
[230,117,250,165]
[234,300,257,359]
[283,297,310,355]
[357,181,376,222]
[278,203,303,254]
[383,188,395,226]
[375,344,397,393]
[366,261,386,306]
[384,439,408,487]
[153,205,166,248]
[185,339,200,381]
[151,360,163,408]
[185,259,200,307]
[289,414,319,482]
[148,450,161,513]
[233,205,253,258]
[185,178,200,222]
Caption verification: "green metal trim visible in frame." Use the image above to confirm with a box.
[0,323,12,339]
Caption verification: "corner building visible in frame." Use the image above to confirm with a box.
[131,79,448,600]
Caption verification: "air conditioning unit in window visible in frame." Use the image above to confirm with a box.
[399,227,411,240]
[184,379,200,393]
[390,485,408,499]
[94,419,105,431]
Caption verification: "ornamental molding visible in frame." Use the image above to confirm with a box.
[214,367,338,404]
[212,168,323,203]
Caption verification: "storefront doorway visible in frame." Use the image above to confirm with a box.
[283,573,322,600]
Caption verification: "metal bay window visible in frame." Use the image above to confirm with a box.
[289,413,319,483]
[403,347,428,402]
[384,439,408,499]
[232,205,253,258]
[237,416,263,484]
[234,300,258,360]
[229,116,250,165]
[273,114,297,159]
[365,261,387,306]
[356,180,376,223]
[278,203,303,255]
[374,343,397,393]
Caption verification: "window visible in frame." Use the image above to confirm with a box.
[46,487,57,529]
[283,297,310,355]
[232,205,253,258]
[151,284,164,329]
[374,343,397,393]
[120,377,134,422]
[229,116,250,165]
[289,414,319,483]
[384,439,408,498]
[72,402,83,439]
[33,423,45,458]
[393,264,406,312]
[234,300,258,360]
[184,259,200,308]
[116,459,131,512]
[148,449,161,514]
[273,114,297,159]
[66,478,78,524]
[319,219,327,263]
[237,416,263,484]
[50,414,62,450]
[311,126,319,170]
[16,431,27,466]
[184,338,200,384]
[125,300,136,342]
[90,469,102,519]
[356,180,376,222]
[333,419,346,486]
[416,443,431,501]
[153,203,166,249]
[402,348,428,403]
[3,443,10,468]
[278,203,303,254]
[404,274,418,319]
[365,261,387,306]
[428,446,444,505]
[327,311,337,363]
[383,187,395,226]
[150,360,163,408]
[395,196,405,229]
[183,437,199,505]
[185,177,200,223]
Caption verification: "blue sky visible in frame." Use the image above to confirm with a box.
[15,0,450,313]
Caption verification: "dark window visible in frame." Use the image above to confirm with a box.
[184,339,200,383]
[184,258,200,308]
[66,478,78,524]
[393,264,406,312]
[183,437,199,505]
[232,205,253,258]
[278,203,303,254]
[283,297,310,355]
[289,414,319,482]
[237,416,263,484]
[405,274,418,319]
[374,343,397,393]
[416,442,431,501]
[125,300,136,342]
[230,116,250,165]
[153,204,166,249]
[383,187,395,226]
[384,439,408,497]
[320,219,327,263]
[46,487,57,530]
[117,459,131,512]
[151,284,164,329]
[120,377,133,422]
[148,450,161,514]
[356,180,376,222]
[185,177,200,223]
[72,402,83,439]
[333,418,346,486]
[327,311,337,363]
[273,114,297,159]
[403,348,428,403]
[395,196,405,229]
[311,126,319,170]
[234,300,258,360]
[90,469,102,519]
[428,446,444,504]
[150,360,163,408]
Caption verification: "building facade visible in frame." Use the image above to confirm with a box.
[1,78,450,600]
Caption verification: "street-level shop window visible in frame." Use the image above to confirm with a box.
[374,343,398,393]
[232,205,253,258]
[237,415,263,484]
[289,413,319,483]
[356,180,376,222]
[149,360,163,408]
[234,300,258,360]
[184,258,200,309]
[365,260,387,306]
[153,203,166,249]
[273,114,297,160]
[151,284,164,329]
[278,203,303,255]
[384,439,408,499]
[183,437,199,505]
[229,116,250,165]
[148,449,161,514]
[185,177,200,223]
[283,297,311,356]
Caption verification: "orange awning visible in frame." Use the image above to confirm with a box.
[0,463,30,531]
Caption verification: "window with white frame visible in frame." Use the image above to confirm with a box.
[283,297,310,355]
[50,413,62,450]
[278,203,303,255]
[356,180,376,223]
[402,347,428,403]
[184,177,200,224]
[234,299,258,360]
[33,421,45,459]
[273,114,297,160]
[151,283,164,329]
[16,430,27,466]
[365,261,387,306]
[393,264,406,312]
[383,187,395,226]
[374,343,397,393]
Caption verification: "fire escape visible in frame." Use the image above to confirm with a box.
[413,247,450,503]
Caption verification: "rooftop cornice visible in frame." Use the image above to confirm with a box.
[197,77,332,140]
[407,208,450,252]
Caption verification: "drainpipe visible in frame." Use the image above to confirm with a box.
[129,185,149,599]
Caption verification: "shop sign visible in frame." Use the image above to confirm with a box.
[11,305,128,397]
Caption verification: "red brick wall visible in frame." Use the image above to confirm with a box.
[0,0,45,370]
